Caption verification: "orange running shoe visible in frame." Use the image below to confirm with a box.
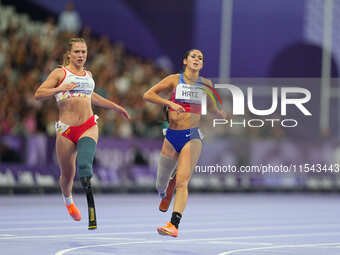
[66,203,82,221]
[159,174,176,212]
[157,222,178,237]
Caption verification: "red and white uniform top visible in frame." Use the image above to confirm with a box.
[55,66,95,102]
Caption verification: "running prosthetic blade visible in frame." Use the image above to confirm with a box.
[80,177,97,230]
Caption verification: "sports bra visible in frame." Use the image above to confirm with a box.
[169,73,203,114]
[55,66,95,102]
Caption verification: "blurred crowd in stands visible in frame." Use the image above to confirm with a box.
[0,3,171,139]
[0,3,285,141]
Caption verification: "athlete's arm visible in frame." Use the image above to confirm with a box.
[143,74,185,112]
[91,92,130,120]
[34,68,76,101]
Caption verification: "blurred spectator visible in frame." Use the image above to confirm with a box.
[0,2,169,138]
[58,2,82,34]
[155,55,174,73]
[41,17,58,53]
[23,109,37,135]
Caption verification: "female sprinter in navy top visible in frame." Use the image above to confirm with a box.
[34,38,130,229]
[144,49,226,237]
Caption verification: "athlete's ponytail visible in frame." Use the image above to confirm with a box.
[62,53,70,66]
[163,105,169,122]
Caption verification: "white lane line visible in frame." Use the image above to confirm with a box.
[208,241,272,246]
[0,232,154,240]
[1,223,339,233]
[73,237,145,241]
[217,242,340,255]
[0,218,334,226]
[54,240,162,255]
[0,215,337,225]
[0,220,248,231]
[1,224,340,240]
[54,234,340,255]
[0,223,153,232]
[0,220,260,231]
[183,224,340,233]
[3,230,340,242]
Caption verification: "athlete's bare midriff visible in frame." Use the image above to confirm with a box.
[57,97,93,126]
[168,111,200,130]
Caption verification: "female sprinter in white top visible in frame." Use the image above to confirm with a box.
[34,38,130,229]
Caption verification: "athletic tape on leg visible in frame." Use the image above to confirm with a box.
[156,154,177,193]
[77,137,96,178]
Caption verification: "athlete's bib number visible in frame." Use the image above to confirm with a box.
[175,83,203,104]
